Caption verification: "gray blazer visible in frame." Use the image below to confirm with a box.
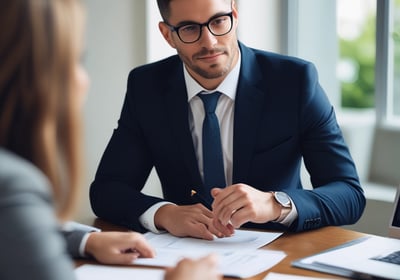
[0,148,88,280]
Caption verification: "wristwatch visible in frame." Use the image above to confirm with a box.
[271,191,292,222]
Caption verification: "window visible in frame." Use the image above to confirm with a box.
[391,0,400,119]
[375,0,400,124]
[337,0,400,126]
[337,0,376,109]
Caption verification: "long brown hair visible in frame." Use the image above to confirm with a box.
[0,0,85,220]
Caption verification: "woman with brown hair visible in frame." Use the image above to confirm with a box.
[0,0,220,279]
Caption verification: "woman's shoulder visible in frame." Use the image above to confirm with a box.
[0,148,51,198]
[0,148,75,280]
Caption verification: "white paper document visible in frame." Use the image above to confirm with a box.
[132,229,285,278]
[75,265,165,280]
[134,247,286,278]
[143,229,282,251]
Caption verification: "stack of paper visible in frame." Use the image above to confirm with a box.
[75,229,285,279]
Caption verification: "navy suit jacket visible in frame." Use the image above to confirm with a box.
[90,42,365,233]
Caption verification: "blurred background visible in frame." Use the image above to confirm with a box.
[79,0,400,236]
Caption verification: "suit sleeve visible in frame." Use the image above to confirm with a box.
[61,221,101,258]
[286,62,366,231]
[61,229,88,258]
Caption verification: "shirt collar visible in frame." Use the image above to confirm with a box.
[185,50,241,101]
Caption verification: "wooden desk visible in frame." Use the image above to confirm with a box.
[76,218,367,279]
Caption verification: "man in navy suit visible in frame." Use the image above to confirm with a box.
[90,0,366,240]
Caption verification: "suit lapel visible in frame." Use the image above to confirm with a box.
[233,43,266,183]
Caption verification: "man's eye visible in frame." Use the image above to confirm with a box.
[180,25,198,33]
[211,16,228,26]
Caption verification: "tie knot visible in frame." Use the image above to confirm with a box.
[198,91,221,113]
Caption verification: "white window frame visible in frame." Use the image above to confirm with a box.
[376,0,400,127]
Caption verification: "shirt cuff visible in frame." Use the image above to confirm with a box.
[79,232,92,257]
[139,201,175,233]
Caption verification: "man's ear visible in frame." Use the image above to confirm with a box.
[231,0,239,27]
[159,21,177,49]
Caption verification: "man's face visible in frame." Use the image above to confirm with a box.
[159,0,239,89]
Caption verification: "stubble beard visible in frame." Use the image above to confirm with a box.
[179,47,233,80]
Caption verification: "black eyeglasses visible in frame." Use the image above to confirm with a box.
[165,12,233,44]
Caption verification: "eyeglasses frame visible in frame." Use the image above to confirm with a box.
[165,12,234,44]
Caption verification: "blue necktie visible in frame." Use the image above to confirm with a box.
[198,92,226,195]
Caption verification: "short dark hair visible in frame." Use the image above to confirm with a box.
[156,0,232,22]
[156,0,171,22]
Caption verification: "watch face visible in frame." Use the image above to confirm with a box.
[275,192,291,207]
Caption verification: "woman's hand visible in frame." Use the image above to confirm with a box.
[164,254,222,280]
[85,231,155,264]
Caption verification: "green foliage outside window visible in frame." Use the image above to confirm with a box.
[340,0,400,112]
[340,14,376,108]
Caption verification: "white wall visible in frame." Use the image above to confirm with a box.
[77,0,147,219]
[236,0,282,53]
